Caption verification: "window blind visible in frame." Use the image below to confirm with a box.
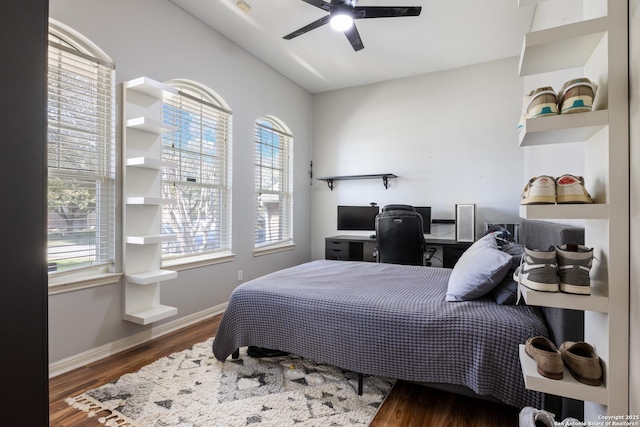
[47,39,116,274]
[162,88,232,259]
[254,119,293,248]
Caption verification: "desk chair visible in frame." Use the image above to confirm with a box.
[375,205,427,266]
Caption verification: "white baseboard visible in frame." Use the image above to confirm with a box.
[49,302,228,378]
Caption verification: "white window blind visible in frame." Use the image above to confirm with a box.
[254,118,293,248]
[162,87,232,259]
[47,36,116,274]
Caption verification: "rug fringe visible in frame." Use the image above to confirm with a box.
[66,394,138,427]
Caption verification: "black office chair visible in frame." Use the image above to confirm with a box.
[375,205,427,266]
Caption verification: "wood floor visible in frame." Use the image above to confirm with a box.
[50,314,518,426]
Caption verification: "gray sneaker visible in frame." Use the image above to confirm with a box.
[519,406,557,427]
[514,246,559,292]
[556,244,593,295]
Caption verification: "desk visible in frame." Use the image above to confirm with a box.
[325,230,472,268]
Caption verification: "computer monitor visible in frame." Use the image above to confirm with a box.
[337,205,379,231]
[414,206,432,234]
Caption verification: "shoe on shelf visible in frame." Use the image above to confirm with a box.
[558,77,598,114]
[517,87,560,131]
[521,176,556,205]
[556,244,593,295]
[519,406,557,427]
[514,246,560,292]
[556,174,593,204]
[525,336,564,380]
[560,341,603,386]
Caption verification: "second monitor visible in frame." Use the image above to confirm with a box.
[414,206,431,235]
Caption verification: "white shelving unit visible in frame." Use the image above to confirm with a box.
[517,1,629,421]
[122,76,179,325]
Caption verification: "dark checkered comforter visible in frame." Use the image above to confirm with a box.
[212,260,547,408]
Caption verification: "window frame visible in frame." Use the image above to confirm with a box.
[160,79,234,269]
[46,19,120,291]
[253,116,294,255]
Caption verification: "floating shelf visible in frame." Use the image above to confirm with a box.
[519,204,609,220]
[316,173,397,190]
[126,234,177,245]
[124,304,178,325]
[518,0,546,6]
[126,157,177,170]
[125,76,178,99]
[126,269,177,285]
[519,345,608,405]
[519,17,608,76]
[126,196,176,205]
[126,117,177,134]
[519,110,609,146]
[519,285,608,313]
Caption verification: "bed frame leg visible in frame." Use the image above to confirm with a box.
[357,373,363,395]
[232,349,239,359]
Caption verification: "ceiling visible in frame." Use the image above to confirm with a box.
[169,0,536,94]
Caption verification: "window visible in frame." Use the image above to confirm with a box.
[254,117,293,249]
[161,80,232,261]
[47,21,116,277]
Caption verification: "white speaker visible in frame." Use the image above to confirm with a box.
[455,204,476,242]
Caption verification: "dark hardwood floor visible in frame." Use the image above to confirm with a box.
[50,314,518,426]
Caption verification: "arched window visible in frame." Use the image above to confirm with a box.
[254,116,293,249]
[47,20,116,276]
[161,80,232,261]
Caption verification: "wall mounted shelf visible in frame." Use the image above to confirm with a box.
[519,345,608,405]
[122,76,178,325]
[316,173,397,190]
[518,285,608,313]
[519,110,609,146]
[519,16,608,76]
[519,204,609,220]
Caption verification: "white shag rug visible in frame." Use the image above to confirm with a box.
[67,338,394,426]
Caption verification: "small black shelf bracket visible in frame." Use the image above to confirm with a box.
[325,179,334,191]
[316,173,397,191]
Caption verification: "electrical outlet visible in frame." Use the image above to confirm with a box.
[237,270,243,281]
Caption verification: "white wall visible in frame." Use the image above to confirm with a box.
[310,57,525,259]
[48,0,313,363]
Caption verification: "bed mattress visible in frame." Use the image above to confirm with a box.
[213,259,547,408]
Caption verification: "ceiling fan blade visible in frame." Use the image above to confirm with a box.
[283,15,331,40]
[344,24,364,51]
[354,6,422,19]
[300,0,334,12]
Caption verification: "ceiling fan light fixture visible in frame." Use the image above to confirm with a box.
[329,13,354,32]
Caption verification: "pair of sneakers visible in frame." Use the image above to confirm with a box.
[517,77,598,131]
[519,407,581,427]
[514,244,593,295]
[520,174,593,205]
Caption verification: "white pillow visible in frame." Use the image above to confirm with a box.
[445,233,512,302]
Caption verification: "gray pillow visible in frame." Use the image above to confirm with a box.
[446,233,512,302]
[490,243,525,305]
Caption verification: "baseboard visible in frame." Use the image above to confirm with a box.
[48,302,228,378]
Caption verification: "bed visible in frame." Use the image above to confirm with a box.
[212,220,585,411]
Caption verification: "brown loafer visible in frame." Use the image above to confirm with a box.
[525,336,564,380]
[560,341,603,386]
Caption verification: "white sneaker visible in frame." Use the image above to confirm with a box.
[519,406,557,427]
[521,176,556,205]
[558,77,598,114]
[556,174,593,204]
[517,87,560,131]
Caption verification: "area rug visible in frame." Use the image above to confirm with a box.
[66,338,395,426]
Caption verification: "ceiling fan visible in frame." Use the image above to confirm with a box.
[283,0,422,52]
